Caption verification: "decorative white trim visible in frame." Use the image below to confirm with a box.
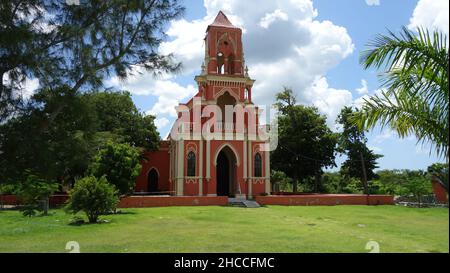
[206,140,211,179]
[199,139,203,196]
[147,167,160,178]
[248,140,252,197]
[186,142,198,153]
[243,140,247,179]
[214,88,240,102]
[217,32,237,55]
[265,150,271,194]
[213,143,240,166]
[176,140,184,196]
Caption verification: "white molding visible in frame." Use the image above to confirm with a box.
[213,143,240,166]
[199,139,203,196]
[206,140,211,179]
[176,140,184,196]
[265,150,271,194]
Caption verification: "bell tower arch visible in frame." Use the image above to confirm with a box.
[204,11,244,76]
[196,11,255,104]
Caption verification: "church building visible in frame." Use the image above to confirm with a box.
[134,11,271,199]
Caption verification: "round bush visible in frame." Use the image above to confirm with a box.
[66,175,119,223]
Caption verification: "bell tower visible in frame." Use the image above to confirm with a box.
[204,11,244,75]
[155,11,271,199]
[196,11,254,103]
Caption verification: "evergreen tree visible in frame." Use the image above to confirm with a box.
[1,0,184,122]
[337,106,382,194]
[272,87,338,192]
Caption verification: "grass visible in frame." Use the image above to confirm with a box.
[0,205,448,253]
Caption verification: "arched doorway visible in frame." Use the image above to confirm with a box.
[147,168,158,193]
[216,146,237,197]
[216,91,237,125]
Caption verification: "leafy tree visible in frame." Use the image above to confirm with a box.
[337,107,382,194]
[15,172,59,216]
[85,91,159,150]
[270,170,292,192]
[370,169,433,204]
[321,172,357,194]
[90,141,142,195]
[369,170,406,195]
[0,88,159,189]
[66,175,119,223]
[0,86,97,187]
[353,27,449,159]
[402,175,432,207]
[1,0,184,122]
[271,87,338,192]
[0,0,47,120]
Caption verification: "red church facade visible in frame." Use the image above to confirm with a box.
[134,11,271,199]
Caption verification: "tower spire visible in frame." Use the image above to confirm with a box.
[207,11,238,30]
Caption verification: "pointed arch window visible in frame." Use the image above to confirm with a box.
[217,52,225,74]
[187,151,196,177]
[254,153,262,177]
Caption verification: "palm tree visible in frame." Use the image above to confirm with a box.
[354,27,449,160]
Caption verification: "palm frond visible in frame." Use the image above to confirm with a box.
[356,26,449,159]
[353,90,448,158]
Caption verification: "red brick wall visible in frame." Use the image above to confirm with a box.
[135,141,170,193]
[431,177,448,204]
[184,179,200,196]
[118,196,228,208]
[0,195,69,206]
[256,194,394,206]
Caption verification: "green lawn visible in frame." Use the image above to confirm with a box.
[0,205,448,253]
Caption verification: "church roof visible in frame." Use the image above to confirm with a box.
[207,11,238,30]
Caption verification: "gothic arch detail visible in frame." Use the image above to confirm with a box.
[213,143,240,166]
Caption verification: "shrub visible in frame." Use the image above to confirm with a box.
[15,173,59,216]
[402,177,433,206]
[89,142,142,195]
[270,170,293,192]
[0,183,16,194]
[65,176,119,223]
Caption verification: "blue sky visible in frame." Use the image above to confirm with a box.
[114,0,448,171]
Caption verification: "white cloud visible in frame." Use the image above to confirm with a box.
[105,66,197,117]
[307,77,353,128]
[161,0,354,126]
[259,9,289,29]
[356,79,369,95]
[365,0,380,6]
[154,117,170,131]
[159,18,208,75]
[374,128,395,144]
[2,72,39,99]
[106,0,355,131]
[368,145,382,153]
[353,88,384,109]
[415,145,430,155]
[409,0,449,35]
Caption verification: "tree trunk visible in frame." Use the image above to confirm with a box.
[42,197,49,216]
[360,151,369,195]
[88,213,98,223]
[292,174,298,193]
[314,172,321,193]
